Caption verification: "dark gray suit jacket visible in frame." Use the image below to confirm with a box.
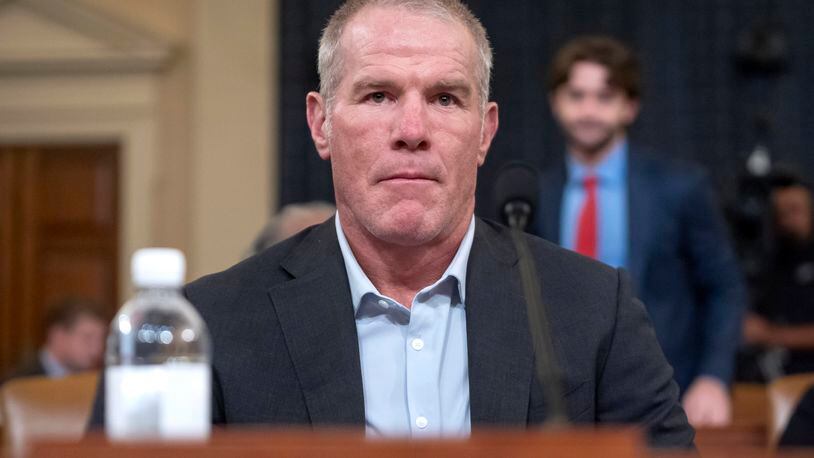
[90,217,694,447]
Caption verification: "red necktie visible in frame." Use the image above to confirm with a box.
[575,175,598,259]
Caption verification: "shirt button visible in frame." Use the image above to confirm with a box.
[415,416,428,429]
[377,299,388,308]
[411,338,424,351]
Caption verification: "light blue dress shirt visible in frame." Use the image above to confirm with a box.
[335,213,473,437]
[560,140,629,268]
[39,349,69,378]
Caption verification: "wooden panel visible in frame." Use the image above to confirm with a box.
[0,144,119,378]
[0,149,17,376]
[39,146,117,227]
[39,250,114,323]
[17,147,40,369]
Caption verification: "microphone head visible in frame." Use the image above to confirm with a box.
[494,161,540,229]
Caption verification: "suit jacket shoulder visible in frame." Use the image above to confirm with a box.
[471,219,693,447]
[185,217,365,426]
[628,148,710,192]
[186,221,328,302]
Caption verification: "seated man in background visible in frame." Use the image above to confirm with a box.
[247,201,336,256]
[744,172,814,374]
[2,297,107,383]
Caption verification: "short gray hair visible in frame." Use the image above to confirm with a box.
[317,0,493,112]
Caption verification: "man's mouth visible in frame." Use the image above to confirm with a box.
[379,172,436,183]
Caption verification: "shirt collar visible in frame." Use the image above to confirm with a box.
[566,138,628,185]
[335,212,476,313]
[39,348,69,378]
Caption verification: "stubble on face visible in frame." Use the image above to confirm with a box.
[560,117,620,158]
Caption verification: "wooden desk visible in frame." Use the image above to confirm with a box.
[26,427,814,458]
[732,383,769,429]
[695,423,766,449]
[31,428,644,458]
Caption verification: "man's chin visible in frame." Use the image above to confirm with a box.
[364,206,444,246]
[367,220,439,247]
[569,135,617,156]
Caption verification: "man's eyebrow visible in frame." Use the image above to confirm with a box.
[428,80,472,97]
[350,78,473,97]
[351,78,398,93]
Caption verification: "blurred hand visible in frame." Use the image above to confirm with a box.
[743,313,773,345]
[682,376,732,428]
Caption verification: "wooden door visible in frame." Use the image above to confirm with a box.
[0,144,119,378]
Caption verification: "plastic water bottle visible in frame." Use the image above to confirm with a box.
[105,248,211,441]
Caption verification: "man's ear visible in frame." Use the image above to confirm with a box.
[306,92,331,160]
[477,101,499,166]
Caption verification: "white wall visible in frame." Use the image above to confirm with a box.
[189,0,274,279]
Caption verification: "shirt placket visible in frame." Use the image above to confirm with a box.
[405,291,448,436]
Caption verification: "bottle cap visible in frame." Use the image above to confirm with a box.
[131,248,186,288]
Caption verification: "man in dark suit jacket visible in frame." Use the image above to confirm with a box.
[92,0,693,447]
[533,35,746,427]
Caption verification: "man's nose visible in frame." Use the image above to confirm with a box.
[578,95,603,114]
[391,94,429,151]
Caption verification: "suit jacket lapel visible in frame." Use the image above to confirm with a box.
[267,218,540,427]
[467,220,535,425]
[267,218,365,426]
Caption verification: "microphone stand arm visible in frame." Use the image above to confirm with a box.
[508,223,569,427]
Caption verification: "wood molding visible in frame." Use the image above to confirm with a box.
[0,0,175,75]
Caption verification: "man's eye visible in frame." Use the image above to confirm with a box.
[567,91,583,101]
[598,93,614,103]
[369,92,386,103]
[437,94,455,106]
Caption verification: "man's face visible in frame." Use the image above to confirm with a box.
[307,6,498,247]
[773,186,814,242]
[550,61,638,156]
[50,316,107,372]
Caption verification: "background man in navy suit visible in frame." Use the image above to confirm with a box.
[534,35,746,427]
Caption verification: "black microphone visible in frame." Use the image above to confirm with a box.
[494,161,568,426]
[494,161,539,231]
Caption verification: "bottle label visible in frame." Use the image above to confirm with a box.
[105,363,211,441]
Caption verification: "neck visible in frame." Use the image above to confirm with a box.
[339,211,472,307]
[569,133,626,167]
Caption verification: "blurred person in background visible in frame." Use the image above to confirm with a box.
[247,201,336,256]
[2,297,107,383]
[744,172,814,375]
[533,35,747,427]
